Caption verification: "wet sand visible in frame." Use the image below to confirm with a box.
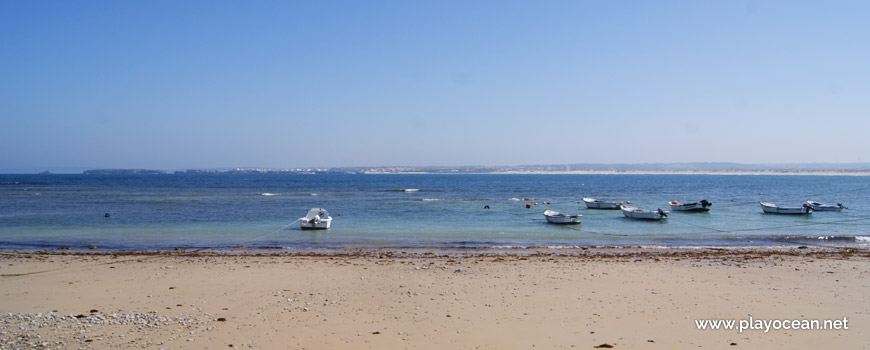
[1,247,868,349]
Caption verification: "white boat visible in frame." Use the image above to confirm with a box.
[669,199,712,212]
[543,209,582,224]
[806,201,845,212]
[621,206,669,220]
[760,202,812,215]
[299,208,332,229]
[582,196,622,210]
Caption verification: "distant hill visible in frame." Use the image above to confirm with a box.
[75,163,870,175]
[332,162,870,174]
[83,169,166,174]
[546,162,870,171]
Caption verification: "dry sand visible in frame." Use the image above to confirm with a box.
[1,247,868,349]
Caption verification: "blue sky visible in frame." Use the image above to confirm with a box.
[1,1,868,172]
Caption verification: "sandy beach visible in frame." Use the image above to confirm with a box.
[1,247,868,349]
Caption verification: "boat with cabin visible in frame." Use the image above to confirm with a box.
[299,208,332,229]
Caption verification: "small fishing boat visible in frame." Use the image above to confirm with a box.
[621,205,669,220]
[543,209,582,224]
[582,196,622,210]
[669,199,712,212]
[806,201,845,212]
[760,202,812,215]
[299,208,332,229]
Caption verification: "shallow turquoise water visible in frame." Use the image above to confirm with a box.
[1,174,869,249]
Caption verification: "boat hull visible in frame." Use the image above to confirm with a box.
[621,207,668,220]
[669,200,711,212]
[806,201,844,212]
[544,210,582,224]
[669,204,710,212]
[760,202,812,215]
[809,206,843,212]
[582,197,621,210]
[300,218,331,230]
[545,217,581,224]
[299,208,333,229]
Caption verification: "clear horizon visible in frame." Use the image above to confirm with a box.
[2,1,869,173]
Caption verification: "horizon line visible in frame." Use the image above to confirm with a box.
[5,161,870,174]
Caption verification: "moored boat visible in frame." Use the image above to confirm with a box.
[806,201,845,212]
[669,199,712,212]
[760,202,812,215]
[543,209,582,224]
[582,196,622,210]
[299,208,332,229]
[621,205,669,220]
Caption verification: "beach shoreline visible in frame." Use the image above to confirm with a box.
[2,246,867,349]
[0,243,866,257]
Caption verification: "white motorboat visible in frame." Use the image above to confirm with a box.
[621,205,669,220]
[543,209,582,224]
[299,208,332,229]
[806,201,845,212]
[760,202,812,215]
[582,196,622,210]
[669,199,712,212]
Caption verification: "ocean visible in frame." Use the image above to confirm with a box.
[1,174,868,250]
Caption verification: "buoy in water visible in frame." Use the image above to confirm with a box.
[484,205,490,209]
[104,213,110,218]
[525,203,531,208]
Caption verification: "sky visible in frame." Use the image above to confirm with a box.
[1,1,869,173]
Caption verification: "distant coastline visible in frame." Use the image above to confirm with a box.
[82,169,167,175]
[48,163,870,176]
[69,167,870,176]
[359,169,870,176]
[493,169,870,176]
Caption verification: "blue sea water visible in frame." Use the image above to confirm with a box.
[1,174,869,250]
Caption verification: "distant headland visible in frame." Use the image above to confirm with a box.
[174,168,331,174]
[72,163,870,176]
[83,169,167,175]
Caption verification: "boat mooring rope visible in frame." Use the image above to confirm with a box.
[240,219,301,246]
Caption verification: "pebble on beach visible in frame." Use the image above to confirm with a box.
[0,311,214,349]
